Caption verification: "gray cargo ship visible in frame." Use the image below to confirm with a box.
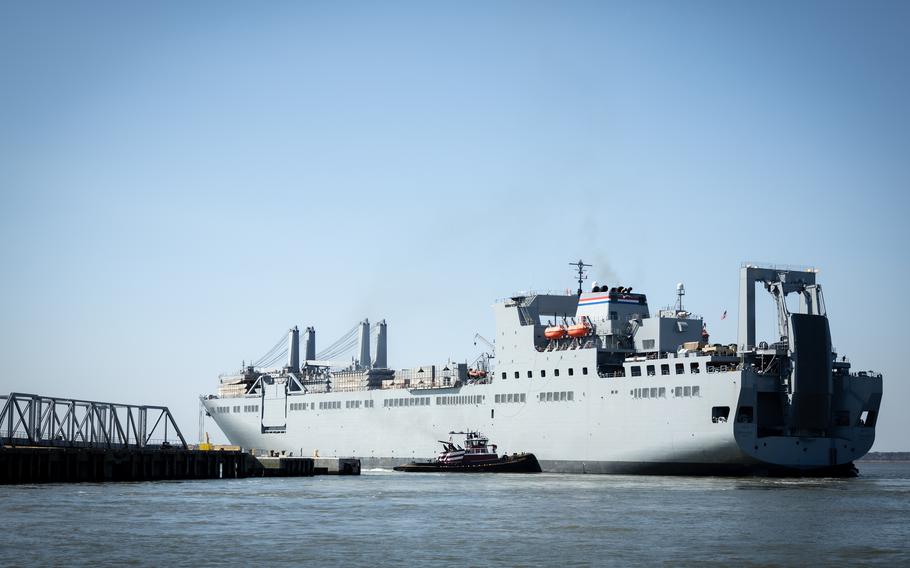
[203,262,883,474]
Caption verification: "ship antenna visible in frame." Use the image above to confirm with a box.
[570,259,592,296]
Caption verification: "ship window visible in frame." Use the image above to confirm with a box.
[859,410,878,427]
[631,366,641,377]
[507,394,514,403]
[568,368,574,376]
[683,386,691,397]
[632,389,637,397]
[520,393,526,403]
[541,370,546,378]
[495,395,500,403]
[712,406,730,423]
[502,372,506,380]
[528,371,533,378]
[650,388,658,398]
[554,369,560,377]
[514,371,520,379]
[559,392,566,401]
[737,406,754,423]
[642,389,649,399]
[692,386,700,397]
[233,406,240,413]
[690,362,700,374]
[661,364,670,376]
[583,367,588,375]
[546,392,553,402]
[610,311,618,320]
[643,340,655,350]
[675,363,684,375]
[436,397,441,405]
[646,365,655,376]
[568,391,573,401]
[659,387,666,398]
[675,387,682,397]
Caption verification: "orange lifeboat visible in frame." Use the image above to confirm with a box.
[544,325,567,340]
[567,323,591,338]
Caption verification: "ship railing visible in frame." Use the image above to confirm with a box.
[741,261,817,272]
[854,371,883,379]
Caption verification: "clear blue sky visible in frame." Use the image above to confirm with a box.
[1,1,907,449]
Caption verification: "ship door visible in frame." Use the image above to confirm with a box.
[261,375,288,433]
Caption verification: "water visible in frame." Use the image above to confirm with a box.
[2,462,909,567]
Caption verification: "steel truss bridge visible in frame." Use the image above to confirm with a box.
[0,392,187,450]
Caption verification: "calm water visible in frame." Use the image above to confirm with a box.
[2,462,909,567]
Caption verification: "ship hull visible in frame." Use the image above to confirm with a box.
[203,364,878,475]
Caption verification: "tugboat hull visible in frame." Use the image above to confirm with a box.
[394,453,541,473]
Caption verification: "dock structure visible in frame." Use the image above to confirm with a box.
[1,393,357,484]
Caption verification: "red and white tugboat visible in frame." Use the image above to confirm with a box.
[394,431,541,473]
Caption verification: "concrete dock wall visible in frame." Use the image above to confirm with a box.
[0,447,359,484]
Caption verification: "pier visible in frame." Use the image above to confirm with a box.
[1,393,357,484]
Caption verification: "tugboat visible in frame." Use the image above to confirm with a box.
[393,431,541,473]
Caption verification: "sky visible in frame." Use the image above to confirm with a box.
[1,1,907,450]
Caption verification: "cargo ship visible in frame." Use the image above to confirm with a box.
[202,262,883,475]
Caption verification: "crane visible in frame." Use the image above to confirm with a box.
[473,333,495,356]
[471,333,496,375]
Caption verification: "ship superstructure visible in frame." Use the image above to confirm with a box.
[203,262,883,474]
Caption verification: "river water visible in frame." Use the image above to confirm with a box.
[2,462,909,567]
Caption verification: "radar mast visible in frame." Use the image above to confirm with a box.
[569,259,592,296]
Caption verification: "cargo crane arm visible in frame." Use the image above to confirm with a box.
[473,333,495,357]
[765,281,793,347]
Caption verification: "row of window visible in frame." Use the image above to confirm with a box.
[631,363,702,377]
[384,397,431,408]
[243,405,259,413]
[495,393,526,404]
[214,407,230,414]
[633,387,666,399]
[345,400,375,409]
[437,395,485,406]
[539,391,574,402]
[503,367,589,380]
[632,385,701,399]
[675,386,700,398]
